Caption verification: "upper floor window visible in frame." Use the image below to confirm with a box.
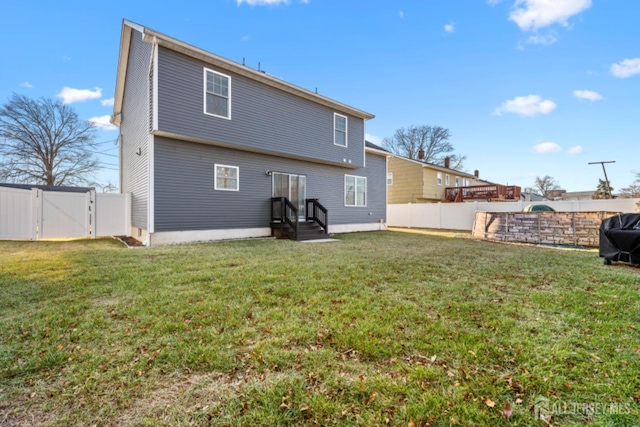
[215,164,239,191]
[445,174,450,186]
[387,172,393,186]
[463,178,470,186]
[455,177,460,187]
[345,175,366,207]
[334,113,347,147]
[204,68,231,119]
[436,172,442,186]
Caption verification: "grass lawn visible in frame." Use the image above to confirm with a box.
[0,231,638,426]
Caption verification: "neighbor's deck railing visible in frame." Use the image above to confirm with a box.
[445,185,522,202]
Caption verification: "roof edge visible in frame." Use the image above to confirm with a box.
[136,23,374,120]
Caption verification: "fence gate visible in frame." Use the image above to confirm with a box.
[0,186,131,240]
[39,190,92,239]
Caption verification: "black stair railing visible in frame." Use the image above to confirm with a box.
[271,197,298,239]
[305,198,329,234]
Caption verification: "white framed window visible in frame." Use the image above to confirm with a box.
[387,172,393,186]
[214,164,239,191]
[436,172,442,186]
[334,113,348,147]
[455,177,460,187]
[204,68,231,119]
[463,178,470,186]
[445,174,450,186]
[345,175,366,207]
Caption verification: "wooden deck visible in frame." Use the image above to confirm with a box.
[445,184,521,202]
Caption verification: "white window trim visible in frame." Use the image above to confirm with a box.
[387,172,393,186]
[437,172,443,186]
[344,174,367,207]
[455,177,460,187]
[214,164,239,191]
[333,113,348,147]
[445,174,450,186]
[203,68,232,120]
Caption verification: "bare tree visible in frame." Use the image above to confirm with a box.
[0,93,98,186]
[383,125,467,169]
[533,175,561,198]
[97,181,118,193]
[618,183,640,199]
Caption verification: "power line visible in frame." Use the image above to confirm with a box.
[95,151,118,158]
[94,138,118,145]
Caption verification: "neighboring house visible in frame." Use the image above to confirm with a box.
[520,191,549,202]
[561,191,596,201]
[112,20,387,245]
[387,154,486,203]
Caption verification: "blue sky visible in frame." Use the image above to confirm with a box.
[1,0,638,192]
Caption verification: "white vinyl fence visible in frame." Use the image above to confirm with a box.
[388,198,640,231]
[0,186,130,241]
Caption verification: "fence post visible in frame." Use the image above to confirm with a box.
[408,203,412,229]
[538,212,541,244]
[30,188,39,241]
[89,190,96,239]
[36,189,43,241]
[438,202,442,229]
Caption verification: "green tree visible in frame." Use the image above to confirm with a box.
[0,93,98,185]
[592,178,614,199]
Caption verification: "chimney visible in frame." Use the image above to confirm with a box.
[444,156,450,168]
[474,169,479,178]
[418,149,425,160]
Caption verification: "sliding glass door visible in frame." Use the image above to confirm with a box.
[272,172,306,219]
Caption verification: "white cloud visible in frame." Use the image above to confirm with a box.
[237,0,289,5]
[526,32,557,45]
[365,133,383,145]
[494,95,557,117]
[399,11,404,19]
[241,34,251,42]
[100,97,115,106]
[568,145,583,155]
[509,0,592,31]
[573,90,602,101]
[57,87,102,104]
[88,115,117,131]
[488,0,504,5]
[533,142,562,153]
[610,58,640,78]
[20,81,33,89]
[444,23,455,33]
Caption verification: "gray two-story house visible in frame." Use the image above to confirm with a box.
[112,20,387,245]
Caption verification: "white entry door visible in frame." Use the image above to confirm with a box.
[272,172,306,219]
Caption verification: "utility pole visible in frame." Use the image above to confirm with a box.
[588,161,615,199]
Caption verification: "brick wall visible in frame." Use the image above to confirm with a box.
[472,211,619,247]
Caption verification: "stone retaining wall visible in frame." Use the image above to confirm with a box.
[472,211,619,247]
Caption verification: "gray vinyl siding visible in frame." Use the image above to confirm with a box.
[156,47,365,169]
[154,136,385,232]
[120,29,151,229]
